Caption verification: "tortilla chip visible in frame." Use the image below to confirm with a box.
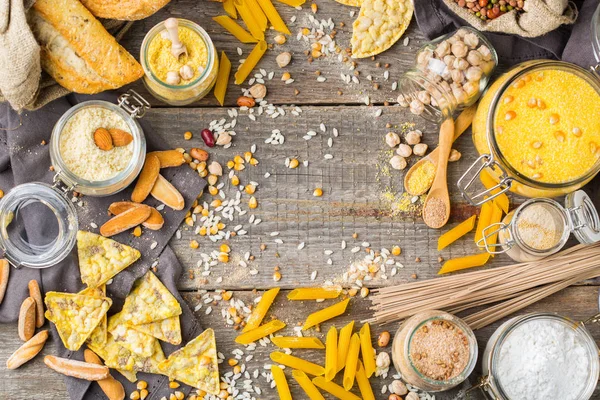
[77,231,141,288]
[79,285,108,346]
[88,335,166,375]
[108,313,156,357]
[44,291,112,351]
[120,271,181,325]
[130,316,182,345]
[334,0,362,6]
[351,0,413,58]
[116,369,138,383]
[158,329,220,395]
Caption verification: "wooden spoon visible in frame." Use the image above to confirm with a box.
[404,104,477,196]
[422,118,455,229]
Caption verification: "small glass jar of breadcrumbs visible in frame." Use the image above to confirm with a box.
[391,310,478,392]
[398,27,498,122]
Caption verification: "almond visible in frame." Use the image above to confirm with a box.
[28,280,45,328]
[190,148,209,162]
[100,204,152,237]
[147,150,186,168]
[108,201,164,230]
[84,349,126,400]
[150,174,184,210]
[44,355,110,381]
[109,129,133,147]
[18,297,36,341]
[93,128,113,151]
[131,154,160,203]
[0,259,9,305]
[237,96,255,107]
[7,330,48,370]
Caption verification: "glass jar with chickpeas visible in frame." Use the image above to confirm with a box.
[397,27,498,122]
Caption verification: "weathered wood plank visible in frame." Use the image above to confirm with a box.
[119,0,428,107]
[1,286,599,399]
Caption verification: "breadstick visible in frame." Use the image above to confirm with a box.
[84,349,125,400]
[6,330,48,369]
[44,355,110,381]
[28,280,45,328]
[0,259,9,304]
[18,297,36,341]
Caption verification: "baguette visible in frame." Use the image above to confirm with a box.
[80,0,171,20]
[0,259,9,304]
[44,355,110,381]
[28,280,45,328]
[29,0,144,94]
[18,297,36,342]
[6,330,49,370]
[84,349,125,400]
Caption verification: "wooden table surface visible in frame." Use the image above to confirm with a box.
[2,1,600,399]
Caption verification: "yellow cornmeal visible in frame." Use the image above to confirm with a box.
[406,161,436,194]
[478,69,600,184]
[148,26,208,84]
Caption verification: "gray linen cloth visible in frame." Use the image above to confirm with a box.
[414,0,600,69]
[0,92,206,400]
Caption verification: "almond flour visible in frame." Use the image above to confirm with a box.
[59,107,133,181]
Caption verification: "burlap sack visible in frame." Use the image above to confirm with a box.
[0,0,133,112]
[443,0,578,38]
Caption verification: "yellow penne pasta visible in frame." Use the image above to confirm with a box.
[359,323,376,378]
[325,326,337,381]
[355,361,375,400]
[256,0,291,34]
[343,334,360,390]
[336,320,354,373]
[302,298,350,330]
[243,287,280,332]
[271,336,325,349]
[213,51,231,107]
[312,377,361,400]
[270,352,325,376]
[276,0,306,6]
[212,16,258,44]
[223,0,237,18]
[235,320,285,344]
[292,370,325,400]
[287,286,342,300]
[246,0,268,31]
[234,40,267,85]
[271,365,292,400]
[234,0,264,40]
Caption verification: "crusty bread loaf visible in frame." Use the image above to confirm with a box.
[80,0,171,20]
[28,0,143,94]
[6,330,49,370]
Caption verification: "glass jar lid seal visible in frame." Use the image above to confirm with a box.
[564,190,600,244]
[0,182,78,269]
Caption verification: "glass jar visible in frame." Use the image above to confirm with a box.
[593,3,600,64]
[49,91,148,196]
[0,182,78,269]
[458,60,600,205]
[391,310,478,392]
[141,19,218,106]
[479,313,600,400]
[398,27,498,122]
[477,191,600,262]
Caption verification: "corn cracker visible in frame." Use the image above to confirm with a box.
[79,285,107,346]
[108,312,156,357]
[130,316,182,345]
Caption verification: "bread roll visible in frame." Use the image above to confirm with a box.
[80,0,171,20]
[28,0,143,94]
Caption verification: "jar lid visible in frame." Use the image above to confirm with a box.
[565,190,600,244]
[0,182,78,269]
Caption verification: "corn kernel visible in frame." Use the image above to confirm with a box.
[210,226,219,235]
[245,184,256,195]
[208,186,218,196]
[169,381,180,389]
[199,226,207,236]
[234,163,246,171]
[130,391,140,400]
[274,34,286,45]
[137,381,148,390]
[132,226,142,237]
[234,155,244,164]
[281,72,291,81]
[193,205,203,214]
[248,196,258,209]
[208,175,218,186]
[183,153,192,163]
[249,157,259,165]
[360,287,370,298]
[233,365,242,374]
[302,27,310,35]
[140,389,149,400]
[169,394,176,400]
[201,209,210,217]
[190,240,199,249]
[217,222,225,230]
[175,391,184,400]
[222,290,233,301]
[288,158,299,169]
[220,244,231,253]
[348,288,358,296]
[244,152,253,162]
[311,49,322,58]
[197,161,207,172]
[227,160,235,169]
[218,253,229,263]
[218,389,228,399]
[228,358,238,366]
[273,271,282,281]
[211,199,222,208]
[199,169,208,178]
[391,246,401,256]
[313,188,323,197]
[311,3,317,13]
[184,131,192,140]
[231,175,240,186]
[185,217,194,227]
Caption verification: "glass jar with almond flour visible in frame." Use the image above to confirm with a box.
[477,191,600,262]
[397,27,498,122]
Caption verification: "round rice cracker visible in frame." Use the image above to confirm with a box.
[351,0,414,58]
[334,0,362,7]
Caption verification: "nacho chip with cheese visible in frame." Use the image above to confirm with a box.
[45,291,112,351]
[77,231,141,288]
[79,285,108,346]
[335,0,362,6]
[158,328,220,395]
[351,0,413,58]
[120,271,182,325]
[88,334,166,375]
[130,316,182,345]
[108,313,157,357]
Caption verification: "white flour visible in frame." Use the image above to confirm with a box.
[496,319,591,400]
